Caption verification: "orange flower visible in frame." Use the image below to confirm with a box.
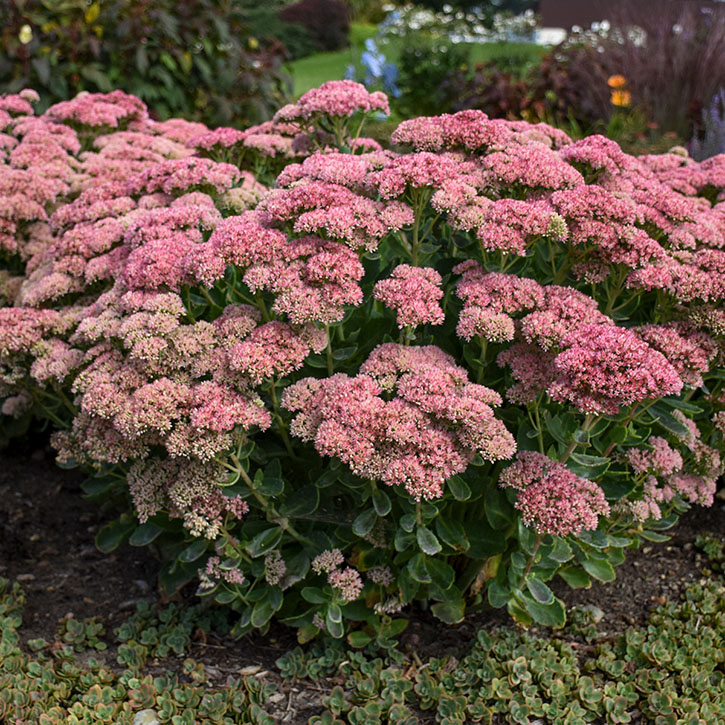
[607,74,627,89]
[610,90,632,107]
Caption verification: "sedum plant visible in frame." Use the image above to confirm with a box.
[0,82,723,642]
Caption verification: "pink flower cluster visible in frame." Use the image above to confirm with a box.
[548,324,683,415]
[311,549,363,601]
[283,344,515,500]
[626,422,723,520]
[500,451,610,536]
[275,81,389,122]
[128,458,249,539]
[373,264,444,328]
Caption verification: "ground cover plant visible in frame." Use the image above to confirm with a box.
[0,82,724,649]
[1,529,723,722]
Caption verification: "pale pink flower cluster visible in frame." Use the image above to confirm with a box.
[199,556,246,590]
[275,81,389,122]
[283,344,514,500]
[627,436,682,476]
[264,551,287,587]
[500,451,609,536]
[455,263,609,354]
[626,422,723,521]
[310,548,363,601]
[45,90,149,128]
[260,178,413,252]
[373,264,444,328]
[128,458,249,539]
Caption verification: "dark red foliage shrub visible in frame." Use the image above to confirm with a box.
[280,0,351,52]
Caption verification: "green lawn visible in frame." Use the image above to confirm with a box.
[288,23,543,99]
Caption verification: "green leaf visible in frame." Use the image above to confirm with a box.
[95,517,135,553]
[544,412,577,446]
[301,587,327,604]
[487,578,512,608]
[521,593,566,628]
[251,599,275,629]
[372,488,391,517]
[178,538,209,563]
[327,602,343,624]
[159,561,197,595]
[447,475,471,501]
[526,577,554,604]
[435,517,469,552]
[648,403,691,437]
[567,452,610,479]
[431,599,465,624]
[332,346,357,361]
[416,526,442,555]
[426,558,455,591]
[600,478,635,501]
[558,566,592,589]
[400,513,416,533]
[661,397,702,415]
[347,631,373,648]
[580,557,616,582]
[576,529,609,549]
[326,613,344,639]
[353,508,378,537]
[81,476,115,497]
[279,485,318,517]
[639,530,671,543]
[407,553,432,584]
[247,526,283,558]
[258,459,284,496]
[485,487,512,529]
[129,522,164,547]
[394,529,415,552]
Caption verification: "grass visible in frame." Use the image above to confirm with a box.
[288,23,544,99]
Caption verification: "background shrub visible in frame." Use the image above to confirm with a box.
[280,0,352,52]
[0,0,290,126]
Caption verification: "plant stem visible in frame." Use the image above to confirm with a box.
[233,455,312,546]
[560,413,596,464]
[269,381,297,459]
[325,324,334,375]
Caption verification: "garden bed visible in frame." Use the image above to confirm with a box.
[2,439,723,723]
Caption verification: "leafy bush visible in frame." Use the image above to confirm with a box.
[280,0,351,52]
[1,83,724,645]
[0,0,290,127]
[395,35,470,117]
[244,6,318,61]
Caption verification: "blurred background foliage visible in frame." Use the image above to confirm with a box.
[1,0,723,157]
[0,0,291,126]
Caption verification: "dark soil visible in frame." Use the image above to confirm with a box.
[1,439,724,723]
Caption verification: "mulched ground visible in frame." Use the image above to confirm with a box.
[1,437,723,723]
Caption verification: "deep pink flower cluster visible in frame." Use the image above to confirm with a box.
[373,264,444,328]
[632,322,719,387]
[500,451,610,536]
[283,344,514,500]
[548,324,683,414]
